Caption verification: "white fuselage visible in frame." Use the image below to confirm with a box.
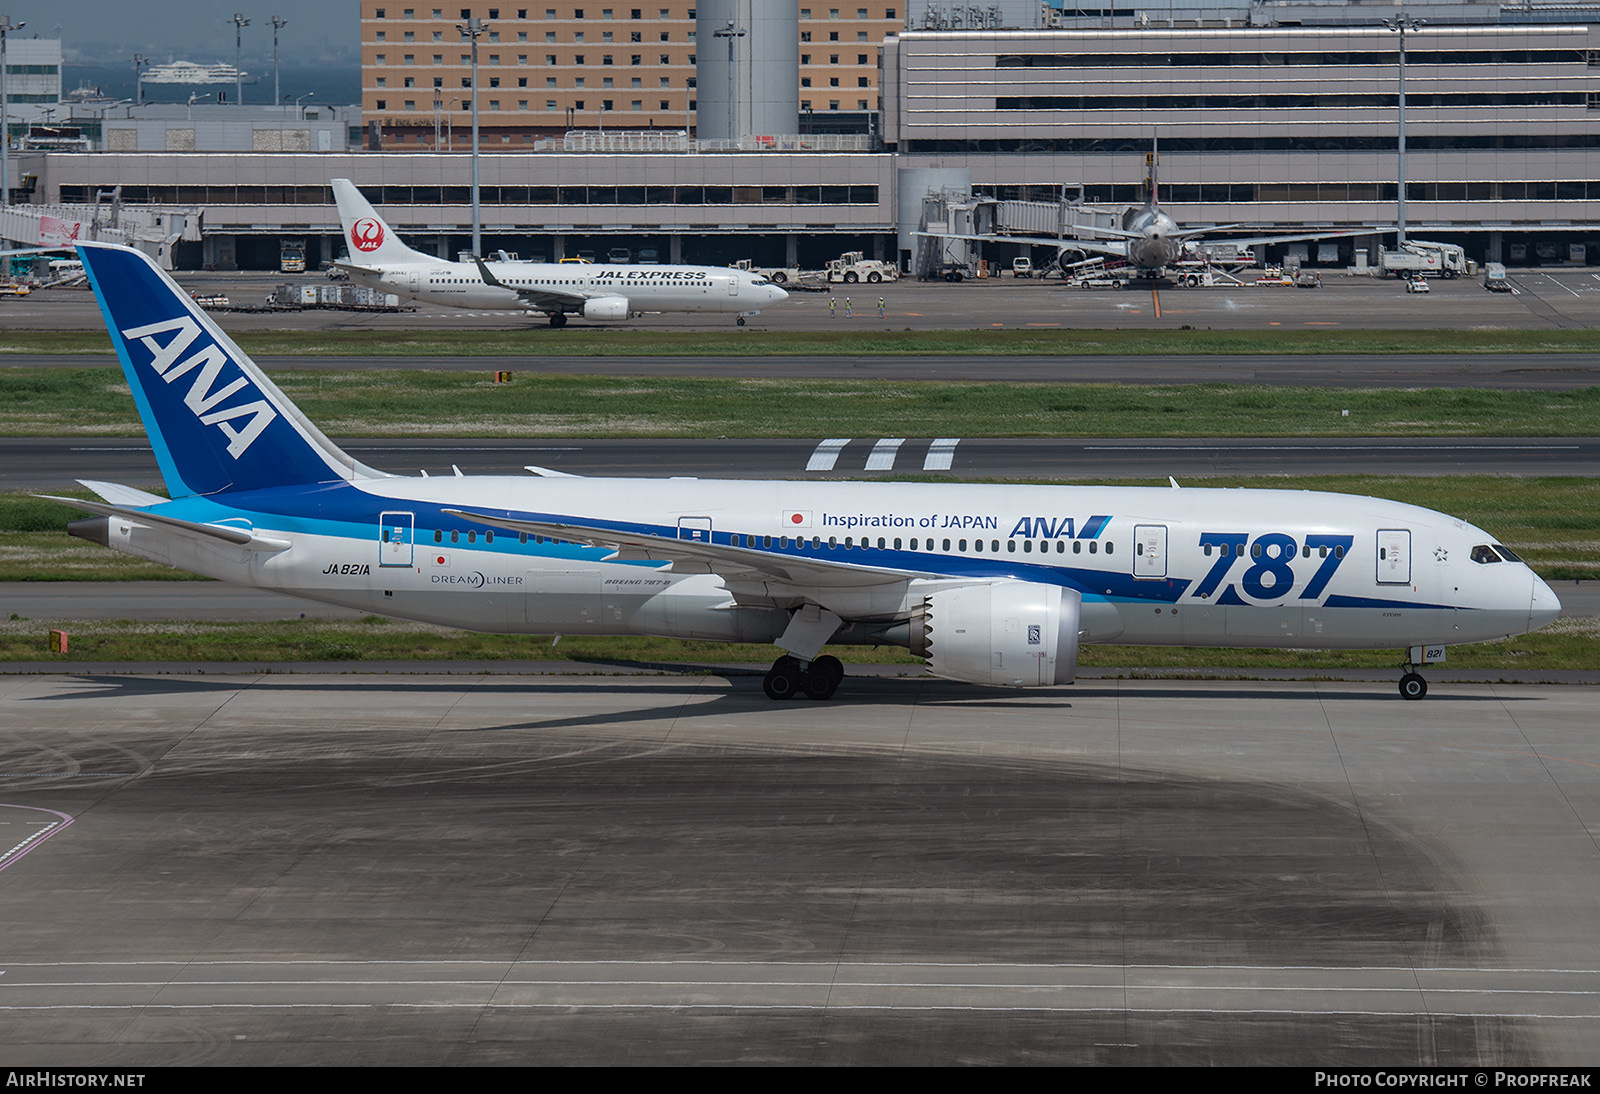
[1123,204,1185,272]
[345,260,787,315]
[103,478,1560,654]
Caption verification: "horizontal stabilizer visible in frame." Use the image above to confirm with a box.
[36,494,291,551]
[77,479,168,507]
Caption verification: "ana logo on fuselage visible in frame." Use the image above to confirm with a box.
[119,316,279,458]
[351,218,384,253]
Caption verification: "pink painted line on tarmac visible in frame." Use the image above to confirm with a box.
[0,804,76,873]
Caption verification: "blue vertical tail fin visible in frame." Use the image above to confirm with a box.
[78,242,386,498]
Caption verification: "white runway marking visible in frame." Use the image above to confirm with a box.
[864,438,905,470]
[805,438,850,471]
[2,960,1598,1019]
[924,437,960,470]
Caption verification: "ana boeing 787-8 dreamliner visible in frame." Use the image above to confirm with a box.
[329,178,788,326]
[51,243,1558,701]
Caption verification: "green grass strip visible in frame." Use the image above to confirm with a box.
[4,367,1599,437]
[10,327,1600,358]
[1,615,1592,672]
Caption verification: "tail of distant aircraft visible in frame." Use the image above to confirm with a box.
[77,242,388,498]
[1146,133,1160,207]
[331,178,436,266]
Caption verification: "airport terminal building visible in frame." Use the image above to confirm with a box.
[10,13,1600,269]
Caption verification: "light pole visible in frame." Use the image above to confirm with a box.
[132,53,149,106]
[293,91,313,119]
[1384,12,1423,246]
[712,20,745,142]
[271,15,288,110]
[1,13,24,212]
[456,16,490,257]
[231,12,250,105]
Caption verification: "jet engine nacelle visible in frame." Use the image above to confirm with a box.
[582,296,631,322]
[910,579,1081,687]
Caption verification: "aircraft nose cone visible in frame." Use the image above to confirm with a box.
[1530,572,1562,631]
[771,285,789,303]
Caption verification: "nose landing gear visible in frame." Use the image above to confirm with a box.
[1399,671,1428,701]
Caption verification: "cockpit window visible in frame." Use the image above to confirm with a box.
[1471,544,1503,564]
[1493,544,1523,562]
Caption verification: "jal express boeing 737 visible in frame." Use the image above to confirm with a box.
[330,178,787,326]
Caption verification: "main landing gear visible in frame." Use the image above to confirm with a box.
[762,654,845,701]
[548,312,568,328]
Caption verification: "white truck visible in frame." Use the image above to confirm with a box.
[1377,240,1467,279]
[730,258,805,285]
[824,251,899,284]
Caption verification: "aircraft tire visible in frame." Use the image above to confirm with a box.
[550,312,568,328]
[737,317,746,326]
[763,656,804,701]
[804,656,844,700]
[1399,672,1428,701]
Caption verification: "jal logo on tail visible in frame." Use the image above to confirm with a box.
[119,316,279,458]
[351,218,384,253]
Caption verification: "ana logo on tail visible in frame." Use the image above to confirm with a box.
[351,217,384,253]
[120,316,279,458]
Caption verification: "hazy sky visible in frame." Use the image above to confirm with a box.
[1,1,360,61]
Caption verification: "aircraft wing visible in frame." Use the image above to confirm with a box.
[443,507,925,589]
[1211,227,1375,249]
[913,229,1131,259]
[471,256,596,310]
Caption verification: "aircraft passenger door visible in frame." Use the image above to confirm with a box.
[1376,528,1411,584]
[379,511,415,567]
[727,274,739,298]
[677,516,713,543]
[1132,524,1168,579]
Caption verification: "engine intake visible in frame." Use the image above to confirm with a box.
[582,296,631,322]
